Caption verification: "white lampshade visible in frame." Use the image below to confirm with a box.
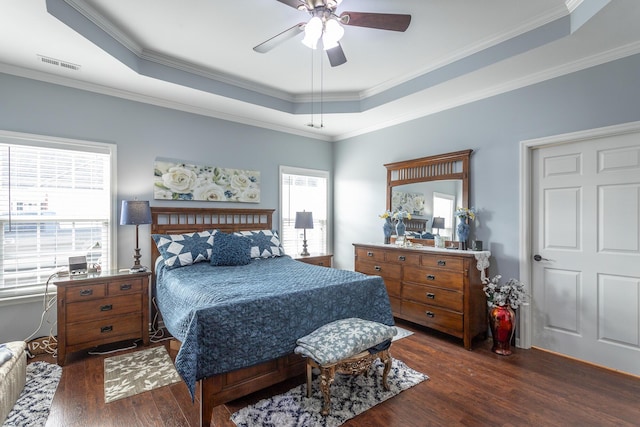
[322,19,344,50]
[302,16,323,49]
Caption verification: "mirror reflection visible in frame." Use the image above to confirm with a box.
[391,179,463,240]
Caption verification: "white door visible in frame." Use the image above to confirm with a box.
[532,131,640,375]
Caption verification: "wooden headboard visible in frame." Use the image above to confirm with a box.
[150,206,275,273]
[405,218,428,233]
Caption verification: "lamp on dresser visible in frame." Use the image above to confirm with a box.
[432,217,445,248]
[295,211,314,256]
[120,200,152,272]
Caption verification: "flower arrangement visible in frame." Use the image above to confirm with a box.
[482,275,527,309]
[379,210,412,221]
[455,207,476,221]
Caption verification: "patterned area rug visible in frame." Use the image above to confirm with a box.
[3,361,62,427]
[104,346,182,403]
[231,359,428,427]
[392,326,414,341]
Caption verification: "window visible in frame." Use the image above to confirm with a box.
[279,166,329,256]
[0,131,116,298]
[433,192,455,239]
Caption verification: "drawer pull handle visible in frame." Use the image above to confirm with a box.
[101,325,113,333]
[79,289,93,297]
[398,256,406,261]
[437,260,446,266]
[100,304,113,312]
[426,274,436,281]
[120,283,132,291]
[426,292,435,299]
[425,311,435,318]
[374,266,382,271]
[318,262,324,266]
[367,251,374,257]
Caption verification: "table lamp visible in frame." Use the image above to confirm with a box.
[120,200,152,272]
[295,211,314,256]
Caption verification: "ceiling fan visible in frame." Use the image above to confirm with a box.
[253,0,411,67]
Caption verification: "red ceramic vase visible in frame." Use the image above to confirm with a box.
[489,305,516,355]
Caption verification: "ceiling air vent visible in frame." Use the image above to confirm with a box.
[37,55,81,71]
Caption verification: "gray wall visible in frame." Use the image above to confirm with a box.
[334,53,640,284]
[0,73,332,341]
[2,52,640,343]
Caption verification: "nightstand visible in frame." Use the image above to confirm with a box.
[293,253,333,267]
[54,270,150,366]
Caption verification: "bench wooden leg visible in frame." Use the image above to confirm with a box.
[319,365,336,416]
[381,349,392,391]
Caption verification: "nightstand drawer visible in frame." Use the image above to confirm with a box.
[107,278,143,295]
[66,313,142,346]
[65,283,106,302]
[403,266,464,290]
[66,294,142,323]
[403,283,462,311]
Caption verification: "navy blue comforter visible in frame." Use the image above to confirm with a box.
[155,255,394,397]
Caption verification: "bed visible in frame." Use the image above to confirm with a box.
[150,207,394,426]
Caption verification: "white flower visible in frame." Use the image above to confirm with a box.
[161,166,197,193]
[482,275,527,309]
[193,183,226,201]
[230,173,252,191]
[238,187,260,202]
[154,188,173,200]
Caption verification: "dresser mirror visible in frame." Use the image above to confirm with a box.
[385,149,471,243]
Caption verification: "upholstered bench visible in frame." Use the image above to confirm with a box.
[295,318,397,415]
[0,341,27,425]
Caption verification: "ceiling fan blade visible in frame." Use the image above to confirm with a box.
[340,11,411,32]
[326,43,347,67]
[276,0,307,10]
[253,23,305,53]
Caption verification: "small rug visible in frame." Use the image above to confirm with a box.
[104,346,182,403]
[392,326,414,342]
[231,359,428,427]
[3,361,62,427]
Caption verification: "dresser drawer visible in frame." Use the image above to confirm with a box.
[108,278,143,295]
[355,247,387,262]
[356,259,402,279]
[64,283,106,302]
[402,301,463,335]
[403,283,463,311]
[386,252,420,265]
[66,313,142,346]
[403,265,464,290]
[66,294,142,324]
[421,254,464,270]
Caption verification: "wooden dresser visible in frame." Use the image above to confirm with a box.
[55,270,150,365]
[354,243,489,349]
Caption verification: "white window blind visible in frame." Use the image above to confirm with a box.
[280,166,329,256]
[0,133,114,298]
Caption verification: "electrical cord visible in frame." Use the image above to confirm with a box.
[149,297,173,343]
[24,271,61,358]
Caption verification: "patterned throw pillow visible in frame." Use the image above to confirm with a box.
[233,230,285,258]
[294,318,397,365]
[210,232,252,266]
[152,230,215,270]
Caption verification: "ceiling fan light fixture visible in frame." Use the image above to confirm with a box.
[322,18,344,50]
[301,16,323,49]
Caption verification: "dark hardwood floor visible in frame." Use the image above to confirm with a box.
[34,319,640,427]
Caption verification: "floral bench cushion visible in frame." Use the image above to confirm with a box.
[294,318,397,365]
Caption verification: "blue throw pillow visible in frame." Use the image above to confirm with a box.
[152,230,215,270]
[210,232,252,266]
[233,230,285,258]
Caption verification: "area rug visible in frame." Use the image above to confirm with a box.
[3,361,62,427]
[231,359,428,427]
[104,346,182,403]
[392,326,414,341]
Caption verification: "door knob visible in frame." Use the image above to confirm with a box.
[533,254,551,262]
